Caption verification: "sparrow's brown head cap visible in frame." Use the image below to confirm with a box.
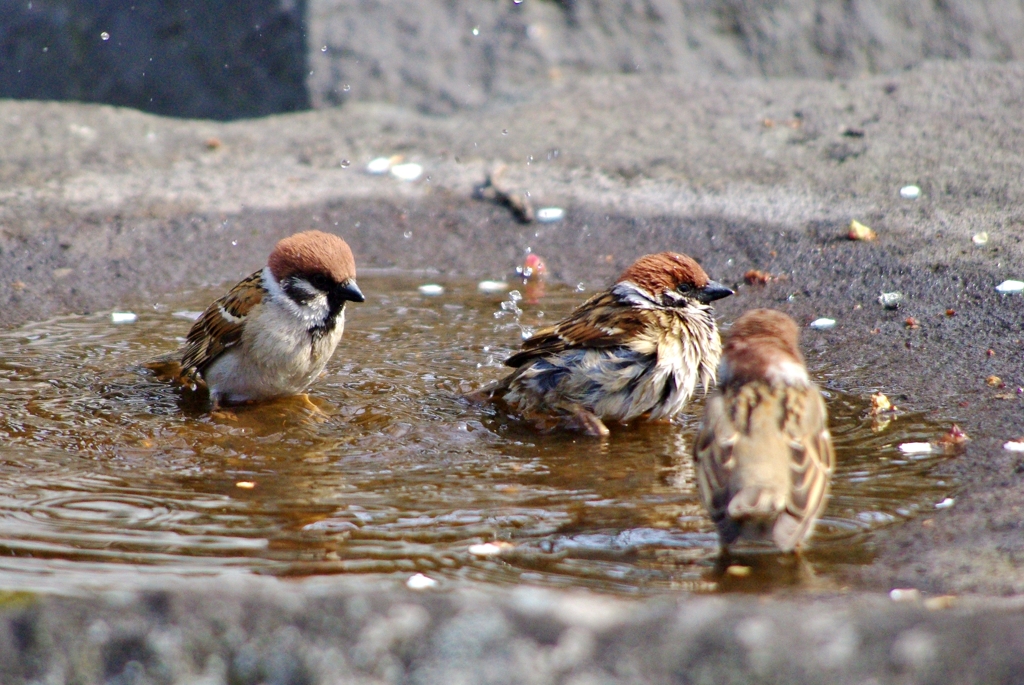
[268,231,357,283]
[618,252,709,292]
[722,308,805,382]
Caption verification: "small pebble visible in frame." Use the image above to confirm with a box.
[869,392,894,415]
[899,442,934,455]
[877,292,903,309]
[889,588,922,602]
[972,232,989,245]
[536,207,565,223]
[848,219,876,241]
[725,565,751,577]
[934,497,955,509]
[468,542,513,557]
[235,481,256,489]
[173,310,203,321]
[477,280,509,293]
[924,596,957,611]
[111,312,137,324]
[366,157,392,174]
[418,284,445,296]
[995,280,1024,294]
[406,573,438,590]
[390,162,424,181]
[809,318,836,330]
[899,185,921,199]
[1003,441,1024,452]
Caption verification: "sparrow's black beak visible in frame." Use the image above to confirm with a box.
[698,280,734,303]
[335,278,365,303]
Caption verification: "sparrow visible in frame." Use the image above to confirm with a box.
[471,252,733,436]
[692,309,834,553]
[157,230,364,407]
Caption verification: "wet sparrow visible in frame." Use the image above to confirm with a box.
[472,252,733,436]
[161,230,364,407]
[693,309,834,552]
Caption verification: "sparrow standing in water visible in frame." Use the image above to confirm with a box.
[693,309,834,552]
[472,252,733,436]
[158,230,364,407]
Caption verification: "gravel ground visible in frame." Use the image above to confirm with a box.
[2,58,1024,680]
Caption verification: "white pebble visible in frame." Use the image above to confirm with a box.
[468,542,512,557]
[809,318,836,330]
[172,310,203,321]
[934,497,955,509]
[877,292,903,309]
[110,312,137,324]
[995,280,1024,294]
[390,162,424,181]
[366,157,392,174]
[418,284,445,296]
[889,588,921,602]
[899,442,934,455]
[972,232,989,245]
[899,185,921,199]
[536,207,565,222]
[1003,441,1024,452]
[477,280,509,293]
[406,573,438,590]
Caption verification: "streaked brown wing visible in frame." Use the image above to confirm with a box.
[180,270,265,380]
[780,386,834,540]
[692,393,737,522]
[504,291,651,367]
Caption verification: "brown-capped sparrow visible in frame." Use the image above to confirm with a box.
[163,230,363,407]
[471,252,733,436]
[693,309,834,552]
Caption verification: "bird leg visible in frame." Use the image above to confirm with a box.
[562,407,610,437]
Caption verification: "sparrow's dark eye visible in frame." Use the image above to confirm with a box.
[307,274,333,292]
[676,283,694,295]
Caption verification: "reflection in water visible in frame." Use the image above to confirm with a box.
[0,274,953,594]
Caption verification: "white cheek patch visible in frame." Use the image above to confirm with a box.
[766,360,809,387]
[263,267,331,327]
[611,281,658,308]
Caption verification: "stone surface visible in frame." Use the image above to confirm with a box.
[2,578,1024,684]
[4,1,1024,118]
[0,0,308,120]
[308,0,1024,113]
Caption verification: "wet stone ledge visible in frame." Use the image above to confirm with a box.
[2,580,1024,684]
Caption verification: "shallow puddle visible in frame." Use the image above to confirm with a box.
[0,274,954,594]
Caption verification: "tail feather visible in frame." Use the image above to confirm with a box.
[727,487,786,521]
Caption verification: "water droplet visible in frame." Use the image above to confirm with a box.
[342,84,351,92]
[100,32,110,41]
[403,231,413,239]
[340,159,350,168]
[513,0,524,4]
[231,240,238,246]
[472,26,480,36]
[321,45,328,52]
[576,283,586,292]
[502,129,508,135]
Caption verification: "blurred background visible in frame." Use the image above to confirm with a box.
[2,0,1022,120]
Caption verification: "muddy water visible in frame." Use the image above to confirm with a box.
[0,274,953,594]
